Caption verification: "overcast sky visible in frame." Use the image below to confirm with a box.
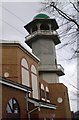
[0,1,78,112]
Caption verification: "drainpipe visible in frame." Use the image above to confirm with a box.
[28,106,40,120]
[25,93,29,120]
[25,93,40,120]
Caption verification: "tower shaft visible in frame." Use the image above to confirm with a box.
[24,13,64,83]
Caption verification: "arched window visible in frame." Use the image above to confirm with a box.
[31,65,38,99]
[21,58,29,87]
[41,84,45,100]
[32,25,38,33]
[46,86,50,102]
[6,98,20,114]
[40,24,49,30]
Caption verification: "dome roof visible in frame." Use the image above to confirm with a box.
[33,13,50,19]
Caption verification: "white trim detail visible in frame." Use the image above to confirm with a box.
[46,86,49,92]
[21,58,30,87]
[27,98,56,110]
[4,72,9,78]
[40,104,56,110]
[41,98,45,101]
[31,65,37,74]
[41,84,44,90]
[31,65,38,99]
[21,58,29,68]
[0,80,31,93]
[47,100,50,103]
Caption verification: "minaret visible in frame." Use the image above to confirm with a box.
[24,13,64,83]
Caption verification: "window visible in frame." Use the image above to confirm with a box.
[6,98,20,114]
[41,89,45,99]
[31,65,38,99]
[46,86,50,101]
[41,84,45,100]
[46,92,49,100]
[32,25,38,33]
[40,24,49,30]
[21,58,29,87]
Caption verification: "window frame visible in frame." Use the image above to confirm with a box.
[21,58,30,87]
[31,64,38,99]
[6,98,20,114]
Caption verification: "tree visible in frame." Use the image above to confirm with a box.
[41,0,79,60]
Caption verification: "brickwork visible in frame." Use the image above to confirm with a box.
[2,85,28,119]
[48,83,71,119]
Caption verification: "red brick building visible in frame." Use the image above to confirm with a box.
[0,41,56,120]
[0,13,72,120]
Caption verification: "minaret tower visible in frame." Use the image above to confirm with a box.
[24,13,64,83]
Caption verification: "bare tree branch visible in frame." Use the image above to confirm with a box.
[70,1,79,13]
[49,2,79,29]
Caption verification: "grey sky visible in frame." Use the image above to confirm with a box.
[0,1,78,112]
[1,2,41,40]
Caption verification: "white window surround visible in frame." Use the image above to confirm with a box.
[46,86,49,92]
[21,58,29,87]
[21,68,29,86]
[46,86,50,102]
[41,83,44,90]
[31,65,38,99]
[21,58,28,68]
[47,100,50,103]
[31,64,37,74]
[41,98,45,101]
[41,84,45,100]
[31,74,38,99]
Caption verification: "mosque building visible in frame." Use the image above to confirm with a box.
[0,13,71,120]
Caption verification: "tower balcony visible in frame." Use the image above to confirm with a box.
[25,30,61,48]
[57,64,65,75]
[38,64,65,76]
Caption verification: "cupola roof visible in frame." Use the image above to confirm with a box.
[24,13,59,33]
[33,13,50,19]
